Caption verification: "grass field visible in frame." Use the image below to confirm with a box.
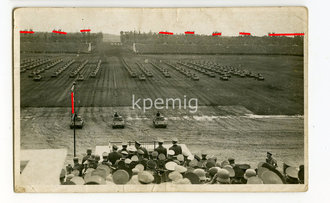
[20,54,304,115]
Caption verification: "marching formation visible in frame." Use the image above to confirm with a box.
[61,138,304,185]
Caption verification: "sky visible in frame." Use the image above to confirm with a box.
[14,7,307,36]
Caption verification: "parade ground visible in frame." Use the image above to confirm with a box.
[20,53,304,169]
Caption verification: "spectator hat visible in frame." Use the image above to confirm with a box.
[169,171,183,181]
[208,167,219,177]
[189,159,198,167]
[244,169,257,180]
[84,175,106,185]
[168,150,175,156]
[286,167,299,179]
[175,165,187,173]
[91,168,107,179]
[135,141,141,145]
[165,161,178,171]
[158,153,166,160]
[97,165,111,176]
[124,158,132,164]
[71,176,85,185]
[173,178,191,184]
[220,160,230,168]
[257,163,270,178]
[187,155,194,161]
[177,154,184,162]
[261,171,283,184]
[112,170,130,185]
[138,171,154,184]
[216,169,230,184]
[238,164,251,171]
[193,169,206,181]
[128,146,136,152]
[206,160,216,169]
[132,168,140,175]
[135,164,145,172]
[151,151,159,158]
[223,165,235,177]
[137,149,144,155]
[131,155,139,162]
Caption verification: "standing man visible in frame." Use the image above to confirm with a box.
[155,139,167,157]
[72,157,83,175]
[108,144,123,165]
[101,152,111,168]
[82,148,92,165]
[266,152,278,168]
[118,142,128,154]
[169,138,182,155]
[135,141,149,159]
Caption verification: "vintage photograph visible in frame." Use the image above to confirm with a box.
[13,7,307,192]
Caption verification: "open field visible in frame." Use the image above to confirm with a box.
[19,52,305,170]
[20,106,304,169]
[20,54,304,115]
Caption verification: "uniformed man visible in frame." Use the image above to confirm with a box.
[72,157,83,175]
[118,142,128,154]
[108,145,123,165]
[228,157,235,167]
[101,152,111,167]
[82,148,92,165]
[266,152,278,168]
[127,145,137,159]
[155,139,167,157]
[114,112,119,117]
[199,152,208,168]
[135,141,149,159]
[94,155,100,169]
[156,111,161,117]
[82,156,95,172]
[169,138,182,155]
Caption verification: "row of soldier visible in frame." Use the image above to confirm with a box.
[61,138,304,185]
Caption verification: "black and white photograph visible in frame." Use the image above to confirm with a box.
[13,7,307,192]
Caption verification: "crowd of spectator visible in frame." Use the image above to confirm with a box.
[120,31,303,55]
[121,31,303,46]
[61,138,304,185]
[20,31,102,53]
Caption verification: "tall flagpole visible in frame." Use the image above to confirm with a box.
[71,82,76,157]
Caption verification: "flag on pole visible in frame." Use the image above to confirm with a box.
[71,84,75,114]
[71,92,74,114]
